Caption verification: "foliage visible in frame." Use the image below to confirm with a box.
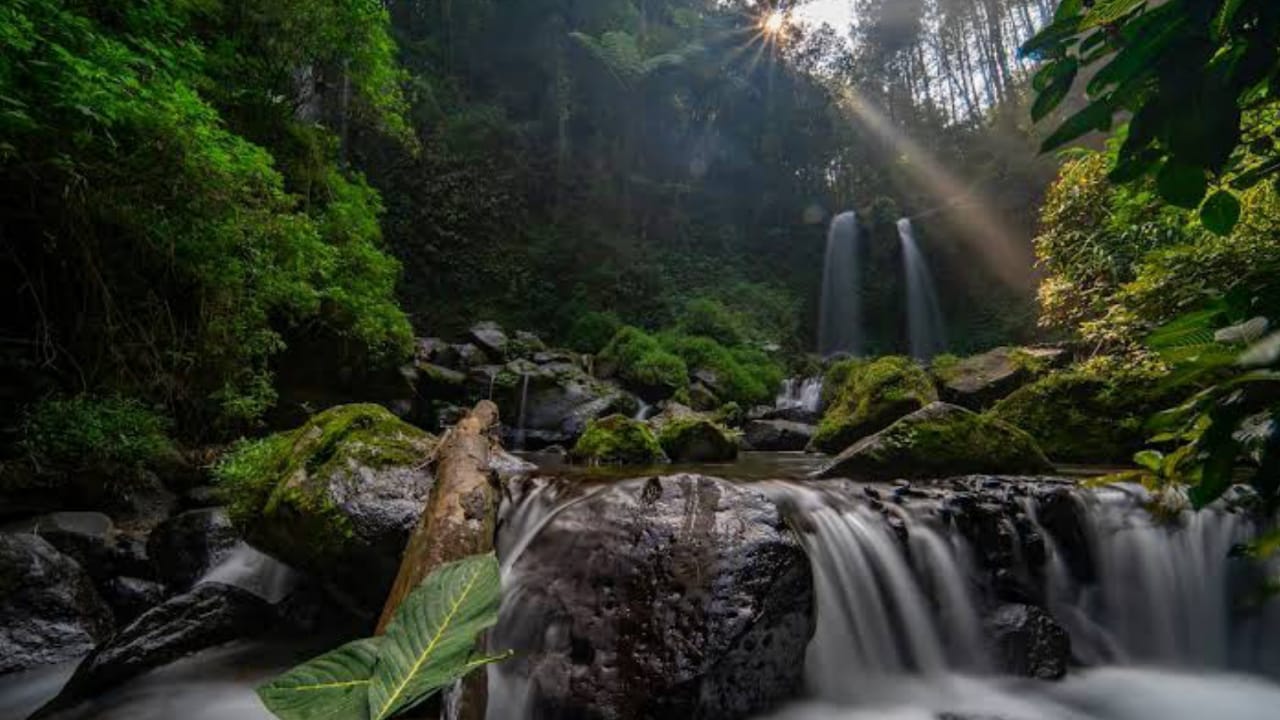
[258,554,510,720]
[658,333,784,408]
[677,298,748,348]
[570,414,666,466]
[812,356,938,454]
[20,396,174,470]
[656,416,739,463]
[0,0,412,432]
[1024,0,1280,234]
[599,327,689,401]
[565,312,623,355]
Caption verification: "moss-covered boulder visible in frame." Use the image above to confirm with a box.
[810,356,938,454]
[599,327,689,402]
[931,346,1067,409]
[988,363,1167,464]
[215,404,436,610]
[658,417,739,463]
[814,402,1052,480]
[571,415,668,466]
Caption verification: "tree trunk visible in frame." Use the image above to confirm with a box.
[377,400,502,720]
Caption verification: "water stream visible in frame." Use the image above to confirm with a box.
[818,212,863,357]
[776,377,823,415]
[897,218,947,360]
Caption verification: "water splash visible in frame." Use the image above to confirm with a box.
[897,218,947,360]
[818,211,863,357]
[776,377,823,414]
[198,543,297,605]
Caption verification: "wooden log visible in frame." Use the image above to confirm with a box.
[376,400,501,720]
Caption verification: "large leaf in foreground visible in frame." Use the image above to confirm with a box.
[258,638,381,720]
[369,553,504,720]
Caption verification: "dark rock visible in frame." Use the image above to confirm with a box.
[814,403,1053,480]
[100,577,168,624]
[474,361,638,449]
[658,417,739,463]
[935,346,1067,410]
[416,363,468,404]
[469,321,510,359]
[180,485,222,510]
[500,474,813,719]
[513,331,547,356]
[1036,488,1096,584]
[688,382,720,412]
[453,343,488,369]
[533,350,582,366]
[985,604,1071,680]
[33,583,273,717]
[744,420,815,452]
[761,406,821,424]
[0,533,114,674]
[415,336,452,366]
[147,508,239,590]
[490,449,539,482]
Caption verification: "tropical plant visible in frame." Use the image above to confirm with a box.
[257,554,510,720]
[1024,0,1280,235]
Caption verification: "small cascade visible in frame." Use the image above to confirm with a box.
[897,218,948,360]
[197,543,298,605]
[514,373,531,450]
[487,368,498,400]
[818,211,863,357]
[775,377,823,414]
[633,399,653,421]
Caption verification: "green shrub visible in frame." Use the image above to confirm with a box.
[22,396,175,469]
[570,415,666,466]
[658,334,783,408]
[812,356,938,454]
[600,327,689,399]
[565,311,622,354]
[677,298,747,347]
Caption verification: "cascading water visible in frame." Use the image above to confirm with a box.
[776,377,823,415]
[818,212,863,357]
[514,373,531,450]
[897,218,947,360]
[197,543,298,605]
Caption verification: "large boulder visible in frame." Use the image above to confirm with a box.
[984,603,1071,680]
[147,508,240,589]
[814,403,1053,480]
[570,415,668,466]
[932,347,1066,410]
[657,417,739,463]
[811,357,938,455]
[0,533,114,674]
[32,583,274,718]
[469,321,510,360]
[13,511,151,582]
[498,475,813,719]
[743,420,815,452]
[216,404,436,610]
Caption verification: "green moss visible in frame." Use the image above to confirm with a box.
[600,326,689,399]
[570,414,666,466]
[812,356,938,454]
[215,403,435,556]
[21,395,175,470]
[989,361,1169,464]
[677,297,747,346]
[657,417,739,463]
[565,311,623,354]
[658,333,784,407]
[929,354,963,384]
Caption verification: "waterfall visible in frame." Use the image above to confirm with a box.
[197,543,298,605]
[818,211,863,357]
[897,218,947,360]
[633,399,653,421]
[776,377,823,414]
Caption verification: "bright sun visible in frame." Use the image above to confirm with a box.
[761,11,787,36]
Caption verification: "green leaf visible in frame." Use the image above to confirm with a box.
[257,638,381,720]
[1032,59,1078,122]
[1213,0,1247,38]
[1199,190,1242,235]
[1134,450,1165,474]
[1157,160,1208,209]
[1081,0,1145,30]
[368,554,506,720]
[1041,99,1113,152]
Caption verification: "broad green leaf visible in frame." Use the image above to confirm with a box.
[1086,8,1184,96]
[1156,160,1208,209]
[1199,190,1241,236]
[1041,99,1113,152]
[1032,59,1078,122]
[1213,0,1247,39]
[1080,0,1145,30]
[368,554,506,720]
[257,638,381,720]
[1134,450,1165,474]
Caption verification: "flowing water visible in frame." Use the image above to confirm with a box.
[897,218,947,360]
[198,543,299,605]
[776,377,823,415]
[818,212,863,357]
[515,373,531,450]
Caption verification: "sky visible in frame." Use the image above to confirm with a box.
[791,0,854,31]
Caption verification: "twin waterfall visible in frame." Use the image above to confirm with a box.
[818,211,947,359]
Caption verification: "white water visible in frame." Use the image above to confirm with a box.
[197,542,298,605]
[776,377,823,414]
[633,398,653,421]
[818,211,863,357]
[897,218,947,360]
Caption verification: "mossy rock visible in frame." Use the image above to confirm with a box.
[214,403,436,609]
[571,415,668,466]
[814,402,1053,480]
[930,346,1067,409]
[600,327,689,402]
[988,365,1167,464]
[811,356,938,454]
[658,417,739,463]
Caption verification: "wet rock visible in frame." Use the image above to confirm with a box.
[33,583,273,717]
[513,330,547,356]
[415,336,452,366]
[476,361,637,448]
[0,533,114,674]
[180,485,222,510]
[502,474,813,719]
[453,343,488,369]
[658,417,739,463]
[490,449,539,482]
[147,508,239,589]
[571,415,668,466]
[1035,488,1095,584]
[743,420,815,452]
[469,321,510,359]
[985,603,1071,680]
[416,363,468,404]
[934,346,1066,410]
[811,356,937,455]
[218,404,436,611]
[814,403,1053,481]
[99,576,167,624]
